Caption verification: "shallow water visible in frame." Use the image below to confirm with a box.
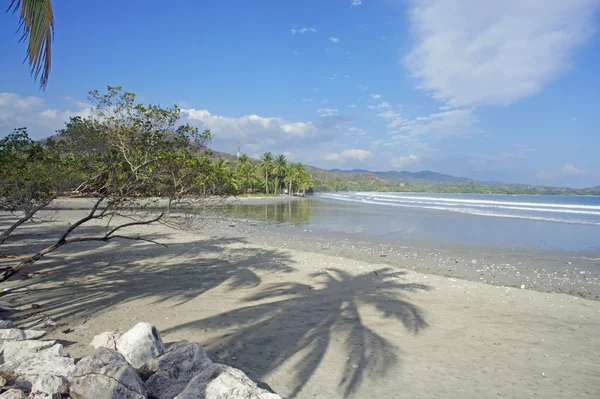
[221,193,600,253]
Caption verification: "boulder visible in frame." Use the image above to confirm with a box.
[0,349,75,391]
[0,389,27,399]
[116,322,164,369]
[0,340,60,363]
[141,341,213,399]
[70,347,147,399]
[0,320,13,329]
[176,363,281,399]
[29,375,69,399]
[0,329,45,341]
[90,331,120,351]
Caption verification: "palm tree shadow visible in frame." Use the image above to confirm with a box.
[164,268,430,397]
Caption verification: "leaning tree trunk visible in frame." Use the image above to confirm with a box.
[0,194,57,247]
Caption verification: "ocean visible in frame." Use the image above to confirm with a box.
[224,193,600,253]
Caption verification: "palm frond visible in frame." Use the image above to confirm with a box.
[9,0,54,90]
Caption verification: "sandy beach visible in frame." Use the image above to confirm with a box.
[1,209,599,398]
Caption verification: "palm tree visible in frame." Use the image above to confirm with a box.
[284,163,301,196]
[235,154,257,193]
[297,166,313,196]
[259,152,274,194]
[8,0,55,90]
[271,154,287,194]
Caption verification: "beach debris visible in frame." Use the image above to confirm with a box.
[176,363,280,399]
[141,341,213,399]
[116,322,165,369]
[70,347,147,399]
[90,331,121,351]
[0,389,27,399]
[30,304,41,310]
[0,329,46,341]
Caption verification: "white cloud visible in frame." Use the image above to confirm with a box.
[562,164,583,176]
[349,104,357,108]
[182,109,319,141]
[329,37,340,44]
[323,149,372,163]
[391,154,419,169]
[377,110,403,129]
[370,93,381,99]
[474,144,535,161]
[348,127,368,136]
[351,0,363,6]
[181,108,357,156]
[367,102,391,109]
[0,93,91,139]
[0,93,44,110]
[405,0,599,107]
[398,108,478,137]
[291,27,317,34]
[317,108,339,115]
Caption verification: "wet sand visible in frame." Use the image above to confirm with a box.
[1,210,599,398]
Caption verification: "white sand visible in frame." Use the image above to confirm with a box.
[1,211,599,398]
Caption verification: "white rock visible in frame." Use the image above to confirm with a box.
[29,375,69,399]
[0,340,61,363]
[70,347,147,399]
[142,341,213,399]
[176,363,281,399]
[0,389,27,399]
[0,350,75,391]
[90,331,120,351]
[0,329,46,341]
[116,322,164,369]
[0,320,13,329]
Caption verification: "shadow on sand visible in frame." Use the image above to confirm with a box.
[0,216,430,398]
[164,268,430,397]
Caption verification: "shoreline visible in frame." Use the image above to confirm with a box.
[192,211,600,300]
[45,195,304,210]
[1,209,599,398]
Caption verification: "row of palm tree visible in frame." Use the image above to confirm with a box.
[238,152,314,195]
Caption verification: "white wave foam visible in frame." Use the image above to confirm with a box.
[318,193,600,226]
[354,192,600,210]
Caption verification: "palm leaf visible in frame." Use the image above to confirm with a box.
[9,0,54,90]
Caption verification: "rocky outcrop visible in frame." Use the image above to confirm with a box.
[90,331,120,351]
[141,341,213,399]
[0,390,27,399]
[176,363,280,399]
[70,348,147,399]
[0,322,281,399]
[116,323,165,369]
[0,329,45,341]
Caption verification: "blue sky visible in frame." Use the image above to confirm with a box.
[1,0,599,188]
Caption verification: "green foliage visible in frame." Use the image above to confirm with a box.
[0,128,64,211]
[8,0,54,90]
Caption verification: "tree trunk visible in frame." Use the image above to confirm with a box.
[0,194,56,246]
[265,172,269,194]
[0,241,62,281]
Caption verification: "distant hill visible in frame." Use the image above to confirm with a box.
[207,151,600,195]
[329,169,473,185]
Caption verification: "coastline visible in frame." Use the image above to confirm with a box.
[193,210,600,300]
[45,195,303,210]
[1,209,599,398]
